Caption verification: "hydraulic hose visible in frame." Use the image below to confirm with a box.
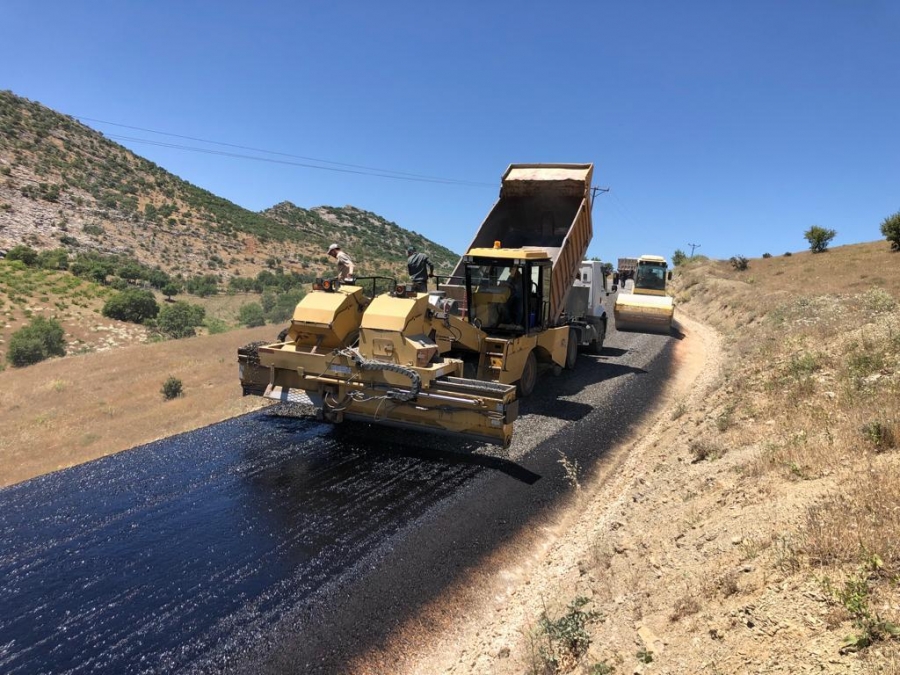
[344,350,422,402]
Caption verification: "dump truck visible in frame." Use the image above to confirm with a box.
[613,254,675,333]
[617,257,637,279]
[238,163,605,447]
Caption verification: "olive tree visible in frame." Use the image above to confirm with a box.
[881,210,900,251]
[804,226,837,253]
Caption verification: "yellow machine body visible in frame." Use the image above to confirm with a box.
[238,163,599,447]
[614,254,675,333]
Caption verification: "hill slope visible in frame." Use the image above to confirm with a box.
[0,90,458,280]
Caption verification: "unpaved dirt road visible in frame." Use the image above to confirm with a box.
[0,323,677,674]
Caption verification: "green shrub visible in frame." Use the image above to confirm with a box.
[804,225,837,253]
[881,210,900,251]
[185,274,219,297]
[161,376,183,400]
[157,301,205,338]
[204,317,229,334]
[7,316,66,367]
[730,255,749,271]
[102,289,159,323]
[534,597,601,673]
[238,302,266,327]
[6,244,38,266]
[37,248,69,270]
[762,252,772,258]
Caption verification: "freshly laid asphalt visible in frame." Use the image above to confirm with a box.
[0,323,676,675]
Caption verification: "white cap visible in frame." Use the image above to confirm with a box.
[328,243,339,252]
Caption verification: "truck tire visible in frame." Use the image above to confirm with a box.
[587,321,606,355]
[517,351,537,397]
[565,329,578,370]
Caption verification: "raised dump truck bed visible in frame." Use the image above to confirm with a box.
[445,163,593,325]
[239,163,604,448]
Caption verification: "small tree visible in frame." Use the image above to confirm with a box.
[804,225,837,253]
[161,282,180,301]
[6,316,66,367]
[881,210,900,251]
[157,301,206,338]
[239,302,266,327]
[102,289,159,323]
[117,262,146,284]
[730,255,749,271]
[672,249,688,266]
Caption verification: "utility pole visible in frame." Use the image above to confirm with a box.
[590,186,610,213]
[688,243,701,259]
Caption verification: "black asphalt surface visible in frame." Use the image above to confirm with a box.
[0,323,676,675]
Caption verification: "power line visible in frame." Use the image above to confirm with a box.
[101,133,493,187]
[75,115,495,188]
[688,243,701,258]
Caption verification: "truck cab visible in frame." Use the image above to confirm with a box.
[463,247,552,335]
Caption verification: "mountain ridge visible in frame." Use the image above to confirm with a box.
[0,90,459,282]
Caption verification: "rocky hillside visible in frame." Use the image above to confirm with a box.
[0,90,458,281]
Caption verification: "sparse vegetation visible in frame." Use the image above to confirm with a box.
[729,255,749,271]
[531,597,602,674]
[689,439,724,462]
[670,244,900,662]
[671,401,688,420]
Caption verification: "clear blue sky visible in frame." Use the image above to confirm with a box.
[2,1,899,262]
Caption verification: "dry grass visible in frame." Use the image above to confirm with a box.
[672,241,900,654]
[0,324,275,487]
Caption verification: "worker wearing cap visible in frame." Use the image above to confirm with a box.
[406,245,434,293]
[327,243,354,281]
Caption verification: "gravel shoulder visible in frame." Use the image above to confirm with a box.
[344,312,805,674]
[369,310,890,675]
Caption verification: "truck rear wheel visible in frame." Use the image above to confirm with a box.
[517,351,537,397]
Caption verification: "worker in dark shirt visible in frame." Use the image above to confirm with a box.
[406,245,434,293]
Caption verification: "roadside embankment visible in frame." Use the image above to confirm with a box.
[390,242,900,675]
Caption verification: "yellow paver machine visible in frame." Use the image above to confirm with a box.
[238,164,609,447]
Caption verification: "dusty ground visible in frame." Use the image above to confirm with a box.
[360,313,896,675]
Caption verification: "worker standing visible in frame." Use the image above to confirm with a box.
[327,243,354,281]
[406,245,434,293]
